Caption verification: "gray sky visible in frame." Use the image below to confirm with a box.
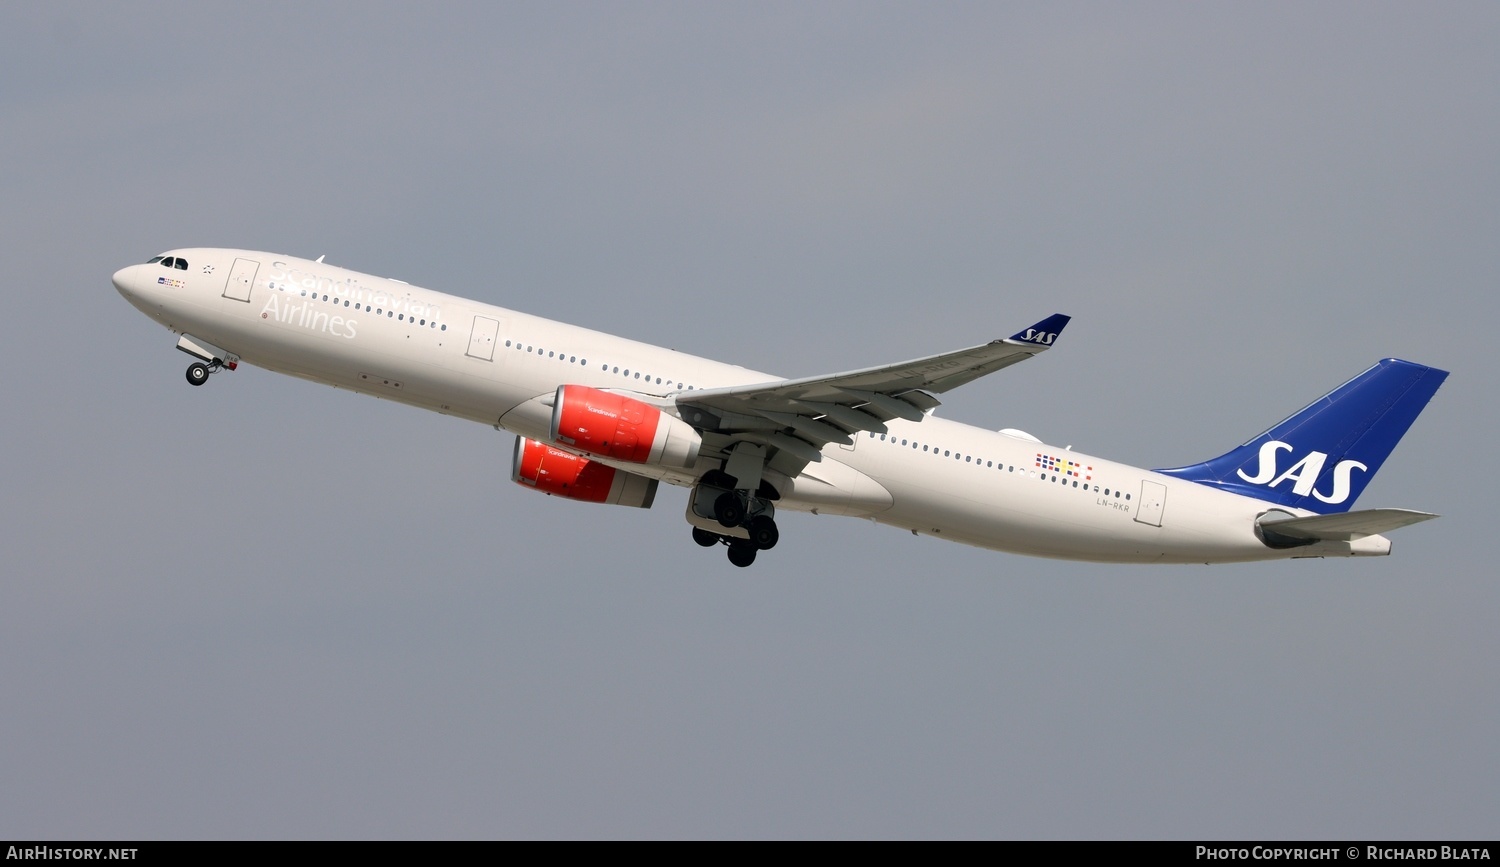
[1,1,1495,839]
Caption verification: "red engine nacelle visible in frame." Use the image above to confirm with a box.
[511,437,657,508]
[549,385,702,470]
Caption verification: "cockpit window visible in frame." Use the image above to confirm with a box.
[153,256,189,269]
[173,258,188,270]
[148,256,164,264]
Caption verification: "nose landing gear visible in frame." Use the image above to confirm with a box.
[176,335,237,387]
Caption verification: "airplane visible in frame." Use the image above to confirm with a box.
[113,249,1448,567]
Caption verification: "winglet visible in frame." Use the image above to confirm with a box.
[1008,314,1070,347]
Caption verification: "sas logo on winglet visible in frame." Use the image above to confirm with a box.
[1236,441,1367,505]
[1009,314,1070,347]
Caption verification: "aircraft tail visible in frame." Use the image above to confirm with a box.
[1155,359,1448,514]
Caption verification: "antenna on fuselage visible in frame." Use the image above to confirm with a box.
[315,255,326,263]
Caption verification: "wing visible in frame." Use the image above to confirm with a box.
[675,314,1069,474]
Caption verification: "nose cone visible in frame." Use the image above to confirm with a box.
[112,264,140,300]
[112,263,163,316]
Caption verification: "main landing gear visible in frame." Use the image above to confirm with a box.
[688,468,781,568]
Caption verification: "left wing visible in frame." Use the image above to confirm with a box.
[674,314,1069,472]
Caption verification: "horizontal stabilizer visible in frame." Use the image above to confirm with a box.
[1257,508,1438,542]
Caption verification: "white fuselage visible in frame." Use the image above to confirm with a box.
[114,249,1388,564]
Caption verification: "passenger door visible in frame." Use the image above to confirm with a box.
[223,258,259,303]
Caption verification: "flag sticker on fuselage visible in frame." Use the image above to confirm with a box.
[1037,453,1091,481]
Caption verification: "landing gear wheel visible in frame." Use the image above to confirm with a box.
[748,515,779,550]
[186,362,210,386]
[692,527,721,548]
[714,491,745,528]
[726,541,757,568]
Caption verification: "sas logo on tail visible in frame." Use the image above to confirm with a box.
[1236,441,1366,505]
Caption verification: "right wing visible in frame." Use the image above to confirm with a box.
[674,314,1070,472]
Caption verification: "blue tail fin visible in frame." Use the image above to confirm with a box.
[1156,359,1448,514]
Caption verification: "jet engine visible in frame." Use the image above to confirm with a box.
[511,437,658,508]
[549,385,702,469]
